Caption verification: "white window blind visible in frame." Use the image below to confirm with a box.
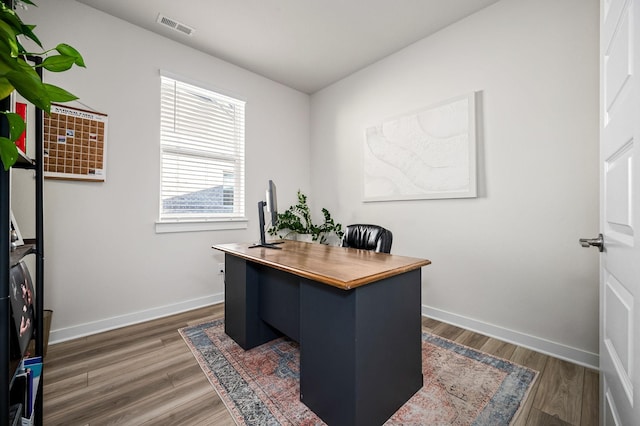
[160,75,245,222]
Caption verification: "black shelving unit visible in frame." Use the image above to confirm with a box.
[0,48,45,424]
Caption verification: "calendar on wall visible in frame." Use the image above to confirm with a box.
[43,104,108,182]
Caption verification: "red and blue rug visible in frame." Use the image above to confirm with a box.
[179,319,537,425]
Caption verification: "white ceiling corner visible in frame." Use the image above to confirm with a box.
[75,0,501,94]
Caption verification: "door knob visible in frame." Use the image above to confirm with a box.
[579,233,604,252]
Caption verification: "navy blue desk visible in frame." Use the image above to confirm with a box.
[213,241,431,426]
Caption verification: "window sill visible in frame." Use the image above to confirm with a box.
[155,218,248,234]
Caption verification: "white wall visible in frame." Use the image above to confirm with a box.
[16,0,600,367]
[310,0,600,366]
[15,0,310,341]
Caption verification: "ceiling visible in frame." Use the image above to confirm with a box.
[76,0,501,94]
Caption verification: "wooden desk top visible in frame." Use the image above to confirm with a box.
[213,240,431,290]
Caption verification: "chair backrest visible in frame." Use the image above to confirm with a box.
[340,224,393,253]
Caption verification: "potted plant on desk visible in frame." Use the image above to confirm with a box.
[268,190,343,245]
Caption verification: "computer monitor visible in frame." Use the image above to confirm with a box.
[249,180,283,249]
[266,179,278,227]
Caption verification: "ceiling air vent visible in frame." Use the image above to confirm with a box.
[156,14,195,36]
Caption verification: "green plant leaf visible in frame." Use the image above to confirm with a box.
[3,112,25,141]
[0,136,18,170]
[0,0,80,170]
[41,54,75,72]
[15,38,26,55]
[6,66,50,111]
[20,23,42,48]
[0,77,14,99]
[0,45,21,75]
[44,83,78,103]
[0,3,42,48]
[18,0,37,6]
[56,43,85,67]
[0,18,19,57]
[0,48,18,76]
[0,5,21,32]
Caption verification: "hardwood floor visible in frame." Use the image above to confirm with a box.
[42,305,598,425]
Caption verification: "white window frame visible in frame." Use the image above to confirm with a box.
[156,71,247,233]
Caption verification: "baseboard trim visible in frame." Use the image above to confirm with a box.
[49,293,224,344]
[422,305,599,369]
[48,296,599,369]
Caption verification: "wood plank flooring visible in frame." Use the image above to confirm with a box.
[42,304,598,425]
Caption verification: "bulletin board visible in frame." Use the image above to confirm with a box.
[43,104,108,182]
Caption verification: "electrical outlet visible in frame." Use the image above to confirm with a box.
[218,263,225,275]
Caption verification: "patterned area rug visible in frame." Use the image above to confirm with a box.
[179,319,537,425]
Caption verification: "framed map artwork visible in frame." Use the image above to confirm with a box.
[43,104,108,182]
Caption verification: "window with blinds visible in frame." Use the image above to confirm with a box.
[159,74,245,222]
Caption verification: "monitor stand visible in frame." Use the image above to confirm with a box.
[249,201,283,249]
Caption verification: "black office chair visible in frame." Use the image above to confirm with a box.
[340,224,393,253]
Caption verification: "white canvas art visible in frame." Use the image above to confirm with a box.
[364,93,477,201]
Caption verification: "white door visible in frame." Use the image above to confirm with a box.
[597,0,640,424]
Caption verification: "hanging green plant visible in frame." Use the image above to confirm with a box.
[268,190,344,244]
[0,0,85,169]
